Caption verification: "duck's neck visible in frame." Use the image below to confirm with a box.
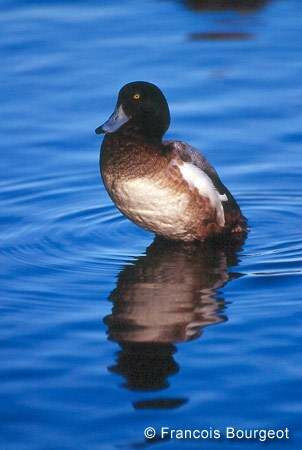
[115,121,163,146]
[100,125,165,181]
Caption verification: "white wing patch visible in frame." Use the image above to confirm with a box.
[176,160,228,226]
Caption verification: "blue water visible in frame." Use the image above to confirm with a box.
[1,0,302,449]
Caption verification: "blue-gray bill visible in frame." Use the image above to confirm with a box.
[95,104,130,134]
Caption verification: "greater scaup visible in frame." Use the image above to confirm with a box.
[95,81,247,241]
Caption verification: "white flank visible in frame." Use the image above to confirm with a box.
[177,161,227,226]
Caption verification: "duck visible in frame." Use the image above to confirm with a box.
[95,81,247,242]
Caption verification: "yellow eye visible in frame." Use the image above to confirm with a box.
[133,93,140,100]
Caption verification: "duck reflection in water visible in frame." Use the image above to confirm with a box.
[184,0,270,12]
[184,0,271,42]
[104,235,245,408]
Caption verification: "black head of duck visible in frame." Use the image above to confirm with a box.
[95,81,170,143]
[96,81,247,242]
